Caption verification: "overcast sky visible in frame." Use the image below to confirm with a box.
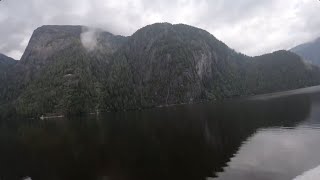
[0,0,320,60]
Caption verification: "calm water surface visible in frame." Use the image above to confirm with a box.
[2,86,320,180]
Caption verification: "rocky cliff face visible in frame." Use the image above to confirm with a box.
[20,25,126,69]
[104,23,320,110]
[21,25,82,66]
[290,37,320,65]
[1,25,127,115]
[1,23,320,116]
[105,23,249,110]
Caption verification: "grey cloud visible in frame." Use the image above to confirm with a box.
[0,0,319,59]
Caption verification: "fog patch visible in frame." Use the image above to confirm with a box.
[80,27,100,51]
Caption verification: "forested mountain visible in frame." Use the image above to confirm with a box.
[0,54,18,82]
[0,54,17,106]
[0,53,16,72]
[1,25,126,116]
[246,50,320,94]
[105,23,249,110]
[1,23,320,116]
[290,37,320,65]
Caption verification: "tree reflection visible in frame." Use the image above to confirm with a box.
[0,94,312,180]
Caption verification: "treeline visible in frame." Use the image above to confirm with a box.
[1,23,320,117]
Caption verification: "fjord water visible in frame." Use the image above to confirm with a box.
[2,87,320,180]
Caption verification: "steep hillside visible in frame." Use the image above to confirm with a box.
[290,37,320,65]
[246,50,320,94]
[0,53,17,71]
[1,23,320,116]
[1,25,127,116]
[0,54,17,103]
[104,24,320,110]
[105,23,249,110]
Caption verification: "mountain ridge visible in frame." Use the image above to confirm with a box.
[1,23,320,117]
[0,53,17,70]
[290,37,320,65]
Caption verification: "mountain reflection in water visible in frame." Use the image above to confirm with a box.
[1,87,320,180]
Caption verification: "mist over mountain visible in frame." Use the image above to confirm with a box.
[1,25,126,115]
[1,23,320,117]
[290,37,320,65]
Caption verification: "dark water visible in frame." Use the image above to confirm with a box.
[2,86,320,180]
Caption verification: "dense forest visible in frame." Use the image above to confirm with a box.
[0,54,17,90]
[1,23,320,117]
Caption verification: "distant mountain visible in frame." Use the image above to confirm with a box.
[0,54,17,105]
[1,23,320,117]
[0,53,16,71]
[246,50,320,94]
[290,37,320,65]
[0,53,17,94]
